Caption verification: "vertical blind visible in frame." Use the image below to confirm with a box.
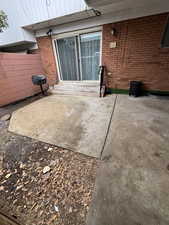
[57,37,79,80]
[80,32,101,80]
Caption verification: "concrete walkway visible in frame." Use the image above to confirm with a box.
[87,95,169,225]
[8,94,169,224]
[9,95,115,158]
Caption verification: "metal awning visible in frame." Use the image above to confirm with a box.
[23,9,97,31]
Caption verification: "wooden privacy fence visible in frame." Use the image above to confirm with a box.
[0,53,45,106]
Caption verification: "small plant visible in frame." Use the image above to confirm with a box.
[0,10,8,32]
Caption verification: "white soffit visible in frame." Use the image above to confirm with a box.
[85,0,169,12]
[95,0,169,15]
[23,10,96,30]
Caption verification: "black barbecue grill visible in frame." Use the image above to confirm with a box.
[32,75,47,95]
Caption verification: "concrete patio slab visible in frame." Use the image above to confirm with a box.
[9,95,115,158]
[87,95,169,225]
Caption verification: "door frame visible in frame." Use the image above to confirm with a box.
[52,26,103,82]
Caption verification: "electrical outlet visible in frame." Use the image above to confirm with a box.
[110,42,117,48]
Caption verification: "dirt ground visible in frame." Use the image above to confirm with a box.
[0,96,99,225]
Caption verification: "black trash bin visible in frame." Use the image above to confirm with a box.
[129,81,142,97]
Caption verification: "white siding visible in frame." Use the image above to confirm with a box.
[47,0,87,20]
[19,0,86,26]
[0,0,87,47]
[0,0,35,47]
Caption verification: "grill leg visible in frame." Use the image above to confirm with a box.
[40,84,45,95]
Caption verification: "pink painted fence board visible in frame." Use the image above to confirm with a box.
[0,53,45,106]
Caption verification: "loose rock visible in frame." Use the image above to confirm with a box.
[0,114,11,121]
[16,185,23,191]
[54,205,59,212]
[0,186,4,191]
[5,173,11,179]
[48,147,53,152]
[69,207,73,213]
[43,166,51,174]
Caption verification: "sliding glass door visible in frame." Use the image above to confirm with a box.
[56,32,101,81]
[80,32,101,80]
[57,37,79,81]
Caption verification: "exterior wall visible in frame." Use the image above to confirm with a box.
[21,0,86,27]
[0,53,44,106]
[0,0,87,47]
[36,36,58,85]
[0,0,36,47]
[102,13,169,92]
[36,0,169,38]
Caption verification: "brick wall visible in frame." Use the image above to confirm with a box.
[102,13,169,92]
[0,53,44,106]
[36,36,58,85]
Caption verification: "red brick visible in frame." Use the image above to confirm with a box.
[36,36,58,85]
[36,13,169,92]
[0,53,44,106]
[102,13,169,91]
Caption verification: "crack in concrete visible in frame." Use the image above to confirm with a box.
[100,94,118,160]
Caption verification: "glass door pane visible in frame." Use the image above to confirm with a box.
[57,37,79,81]
[80,32,101,80]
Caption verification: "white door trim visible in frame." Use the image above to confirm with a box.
[52,38,62,81]
[52,26,103,82]
[52,26,102,40]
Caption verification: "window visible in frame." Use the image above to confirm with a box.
[161,18,169,48]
